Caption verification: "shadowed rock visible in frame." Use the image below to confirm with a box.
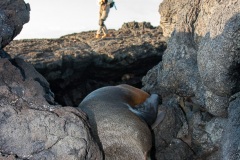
[0,0,30,49]
[143,0,240,159]
[5,22,167,106]
[0,59,102,159]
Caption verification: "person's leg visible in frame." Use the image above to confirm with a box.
[96,9,103,38]
[100,8,110,38]
[97,19,109,38]
[102,25,108,35]
[96,29,101,38]
[96,18,104,38]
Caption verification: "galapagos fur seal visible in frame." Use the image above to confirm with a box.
[78,84,164,160]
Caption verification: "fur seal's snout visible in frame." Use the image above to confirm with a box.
[78,84,164,159]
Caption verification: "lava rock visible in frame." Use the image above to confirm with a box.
[0,0,30,49]
[0,58,102,159]
[143,0,240,159]
[5,22,167,106]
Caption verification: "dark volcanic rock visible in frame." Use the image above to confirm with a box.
[0,58,102,159]
[5,22,167,106]
[0,0,30,49]
[143,0,240,159]
[0,58,55,110]
[2,0,239,159]
[153,96,194,160]
[1,0,105,159]
[223,92,240,160]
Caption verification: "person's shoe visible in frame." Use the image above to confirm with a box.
[102,33,110,39]
[95,34,100,38]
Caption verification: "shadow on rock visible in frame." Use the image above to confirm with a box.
[143,13,240,160]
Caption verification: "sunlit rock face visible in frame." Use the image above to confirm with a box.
[143,0,240,159]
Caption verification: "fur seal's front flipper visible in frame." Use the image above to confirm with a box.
[129,94,162,127]
[151,111,165,129]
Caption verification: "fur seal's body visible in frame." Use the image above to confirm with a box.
[78,84,161,160]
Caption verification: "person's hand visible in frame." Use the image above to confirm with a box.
[102,4,107,10]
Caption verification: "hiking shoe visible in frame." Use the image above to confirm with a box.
[102,34,110,38]
[95,34,100,39]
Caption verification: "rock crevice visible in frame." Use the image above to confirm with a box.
[5,22,167,106]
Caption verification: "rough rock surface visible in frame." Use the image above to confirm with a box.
[0,58,102,159]
[0,1,102,157]
[2,0,239,159]
[223,92,240,160]
[5,22,167,106]
[143,0,240,159]
[0,0,30,49]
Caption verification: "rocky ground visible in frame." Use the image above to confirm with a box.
[5,22,167,106]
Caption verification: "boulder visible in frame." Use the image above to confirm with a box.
[0,0,102,156]
[143,0,240,159]
[0,0,30,49]
[223,93,240,160]
[0,58,102,159]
